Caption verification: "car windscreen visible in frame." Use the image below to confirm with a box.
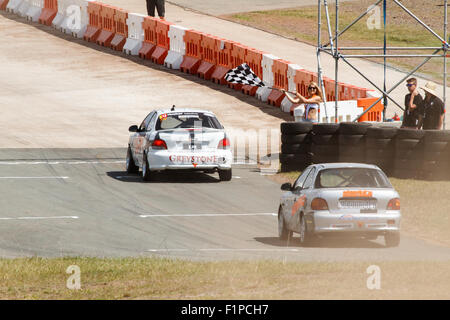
[155,112,223,130]
[315,168,392,189]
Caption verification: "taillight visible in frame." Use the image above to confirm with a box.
[387,198,400,210]
[218,137,230,149]
[152,139,167,150]
[311,198,329,210]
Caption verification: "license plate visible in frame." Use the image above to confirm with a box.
[183,143,202,150]
[339,200,377,210]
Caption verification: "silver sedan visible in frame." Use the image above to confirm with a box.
[278,163,401,247]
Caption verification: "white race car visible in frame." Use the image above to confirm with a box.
[126,108,233,181]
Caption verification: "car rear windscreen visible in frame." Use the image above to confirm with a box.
[156,112,223,130]
[315,168,392,189]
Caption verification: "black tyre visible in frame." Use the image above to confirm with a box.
[311,144,339,156]
[142,153,153,181]
[281,133,309,144]
[281,143,309,154]
[366,137,394,149]
[278,208,292,241]
[312,123,340,135]
[395,138,422,150]
[394,158,423,171]
[384,232,400,247]
[366,126,398,139]
[280,162,310,172]
[366,148,394,159]
[339,134,365,145]
[126,146,139,174]
[281,122,313,135]
[424,130,450,142]
[219,169,232,181]
[280,153,312,165]
[339,122,372,135]
[423,141,448,153]
[298,214,311,246]
[396,128,425,140]
[312,134,337,145]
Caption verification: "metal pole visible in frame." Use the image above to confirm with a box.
[352,50,440,122]
[393,0,447,45]
[323,0,383,47]
[317,0,329,122]
[444,0,447,130]
[323,0,335,55]
[341,54,446,58]
[334,0,339,122]
[322,46,444,50]
[383,0,387,121]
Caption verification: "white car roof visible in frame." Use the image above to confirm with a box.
[156,108,216,116]
[315,163,380,170]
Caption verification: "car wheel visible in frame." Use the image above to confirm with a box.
[142,153,153,181]
[278,208,292,241]
[384,232,400,247]
[218,169,232,181]
[126,146,139,174]
[299,214,311,246]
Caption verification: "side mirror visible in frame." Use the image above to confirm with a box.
[129,125,138,132]
[281,183,292,191]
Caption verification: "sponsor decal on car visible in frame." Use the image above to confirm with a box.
[168,155,223,165]
[291,195,307,217]
[339,214,382,224]
[342,190,373,198]
[159,113,168,121]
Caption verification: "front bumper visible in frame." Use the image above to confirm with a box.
[147,149,232,171]
[309,210,401,234]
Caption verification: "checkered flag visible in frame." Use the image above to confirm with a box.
[225,63,265,87]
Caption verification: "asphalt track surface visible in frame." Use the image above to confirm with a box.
[1,148,450,262]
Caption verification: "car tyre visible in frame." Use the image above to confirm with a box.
[126,146,139,174]
[278,209,292,241]
[299,214,311,246]
[219,169,232,181]
[142,153,153,181]
[384,232,400,247]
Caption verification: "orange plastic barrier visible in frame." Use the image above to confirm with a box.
[138,16,157,59]
[96,4,115,47]
[227,42,247,90]
[111,8,128,51]
[180,30,203,74]
[38,0,58,26]
[151,19,173,64]
[0,0,8,10]
[197,34,218,80]
[211,39,233,85]
[294,69,315,97]
[242,48,264,96]
[268,59,289,107]
[323,77,337,102]
[357,97,383,122]
[84,2,102,43]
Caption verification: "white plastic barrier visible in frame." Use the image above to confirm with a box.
[17,0,31,16]
[256,53,279,102]
[123,13,145,55]
[281,63,302,113]
[65,0,91,38]
[164,24,188,69]
[6,0,24,13]
[25,0,43,22]
[52,0,71,29]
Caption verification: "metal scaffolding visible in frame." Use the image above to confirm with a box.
[316,0,448,128]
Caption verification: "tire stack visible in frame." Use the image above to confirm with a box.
[280,122,313,172]
[310,123,340,164]
[393,128,425,179]
[422,130,450,181]
[338,122,372,164]
[365,126,398,175]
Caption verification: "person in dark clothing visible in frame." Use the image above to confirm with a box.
[418,82,445,130]
[146,0,165,19]
[402,78,423,129]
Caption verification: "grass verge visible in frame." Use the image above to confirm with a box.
[0,257,449,299]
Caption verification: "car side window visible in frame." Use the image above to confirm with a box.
[293,167,312,189]
[302,168,317,189]
[139,112,155,132]
[146,113,157,131]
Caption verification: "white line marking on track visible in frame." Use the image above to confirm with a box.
[0,176,69,179]
[147,248,299,252]
[139,213,277,218]
[0,216,79,220]
[0,160,124,165]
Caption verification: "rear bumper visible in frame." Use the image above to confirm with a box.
[309,210,401,234]
[147,149,232,171]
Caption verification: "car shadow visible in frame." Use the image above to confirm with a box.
[254,236,386,249]
[107,171,221,183]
